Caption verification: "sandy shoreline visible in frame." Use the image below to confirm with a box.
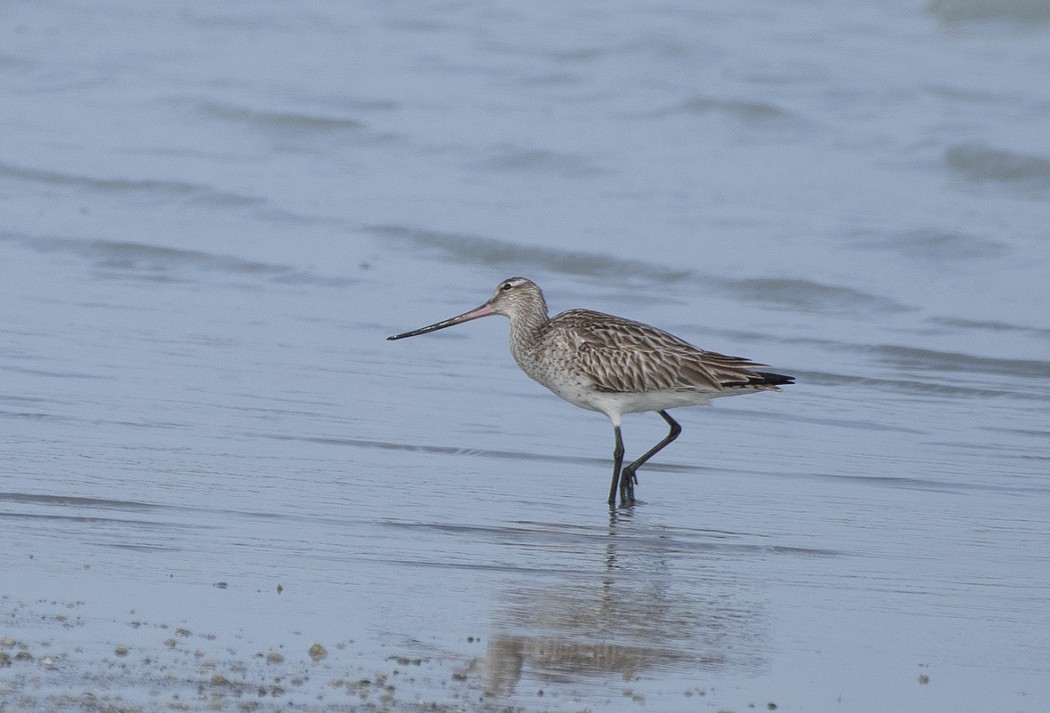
[3,596,747,713]
[1,597,508,713]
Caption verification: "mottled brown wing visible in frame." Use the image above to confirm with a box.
[555,310,767,394]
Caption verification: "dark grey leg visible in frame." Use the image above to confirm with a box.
[608,425,625,506]
[620,411,681,503]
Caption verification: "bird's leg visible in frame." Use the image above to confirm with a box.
[620,411,682,503]
[608,425,625,506]
[619,469,636,506]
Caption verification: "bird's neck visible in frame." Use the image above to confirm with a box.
[507,302,549,362]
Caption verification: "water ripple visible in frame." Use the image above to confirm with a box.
[853,228,1009,261]
[0,160,265,207]
[367,225,907,315]
[722,277,909,314]
[467,146,606,177]
[200,100,367,132]
[1,232,356,288]
[654,95,796,123]
[367,224,691,284]
[869,343,1050,379]
[945,142,1050,193]
[928,0,1050,23]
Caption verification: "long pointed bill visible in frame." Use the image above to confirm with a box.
[387,301,497,340]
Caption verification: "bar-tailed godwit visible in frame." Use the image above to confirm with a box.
[388,277,794,506]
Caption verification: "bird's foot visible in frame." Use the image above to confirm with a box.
[619,469,637,505]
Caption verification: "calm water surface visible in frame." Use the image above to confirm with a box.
[2,1,1049,711]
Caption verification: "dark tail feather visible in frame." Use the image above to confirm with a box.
[721,371,795,389]
[754,371,795,386]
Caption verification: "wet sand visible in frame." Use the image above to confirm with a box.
[3,596,491,713]
[2,595,788,713]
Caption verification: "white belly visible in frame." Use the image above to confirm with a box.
[536,374,715,425]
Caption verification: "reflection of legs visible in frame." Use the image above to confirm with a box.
[620,411,682,503]
[608,425,625,506]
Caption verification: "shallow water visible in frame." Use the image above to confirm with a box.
[3,1,1050,711]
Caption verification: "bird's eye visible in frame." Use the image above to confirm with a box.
[500,282,513,291]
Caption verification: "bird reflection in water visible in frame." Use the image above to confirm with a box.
[480,508,767,697]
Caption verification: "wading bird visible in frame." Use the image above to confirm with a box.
[388,277,794,506]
